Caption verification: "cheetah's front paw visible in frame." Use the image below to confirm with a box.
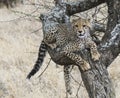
[92,52,100,61]
[80,61,91,71]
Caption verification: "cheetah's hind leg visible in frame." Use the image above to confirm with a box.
[64,65,72,95]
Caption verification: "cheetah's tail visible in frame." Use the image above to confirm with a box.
[27,41,47,79]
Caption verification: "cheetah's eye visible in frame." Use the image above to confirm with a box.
[83,25,86,27]
[75,25,78,27]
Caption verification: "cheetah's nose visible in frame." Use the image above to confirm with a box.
[78,31,82,33]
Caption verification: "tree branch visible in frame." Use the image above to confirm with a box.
[99,24,120,67]
[65,0,106,16]
[102,0,120,41]
[107,24,120,47]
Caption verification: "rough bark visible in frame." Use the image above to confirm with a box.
[103,0,120,41]
[100,0,120,67]
[40,0,120,98]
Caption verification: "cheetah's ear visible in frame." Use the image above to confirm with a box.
[39,14,45,21]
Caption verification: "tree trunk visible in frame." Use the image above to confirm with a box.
[42,0,120,98]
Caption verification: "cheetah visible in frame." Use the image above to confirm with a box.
[43,22,100,63]
[27,15,100,95]
[72,18,101,61]
[27,18,93,79]
[41,22,100,95]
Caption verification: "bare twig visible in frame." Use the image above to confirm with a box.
[25,52,37,54]
[30,28,42,34]
[75,81,83,98]
[70,74,84,87]
[38,58,52,78]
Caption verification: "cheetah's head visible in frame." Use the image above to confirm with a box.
[72,18,91,37]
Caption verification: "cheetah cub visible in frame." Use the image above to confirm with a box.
[72,18,100,61]
[42,17,100,71]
